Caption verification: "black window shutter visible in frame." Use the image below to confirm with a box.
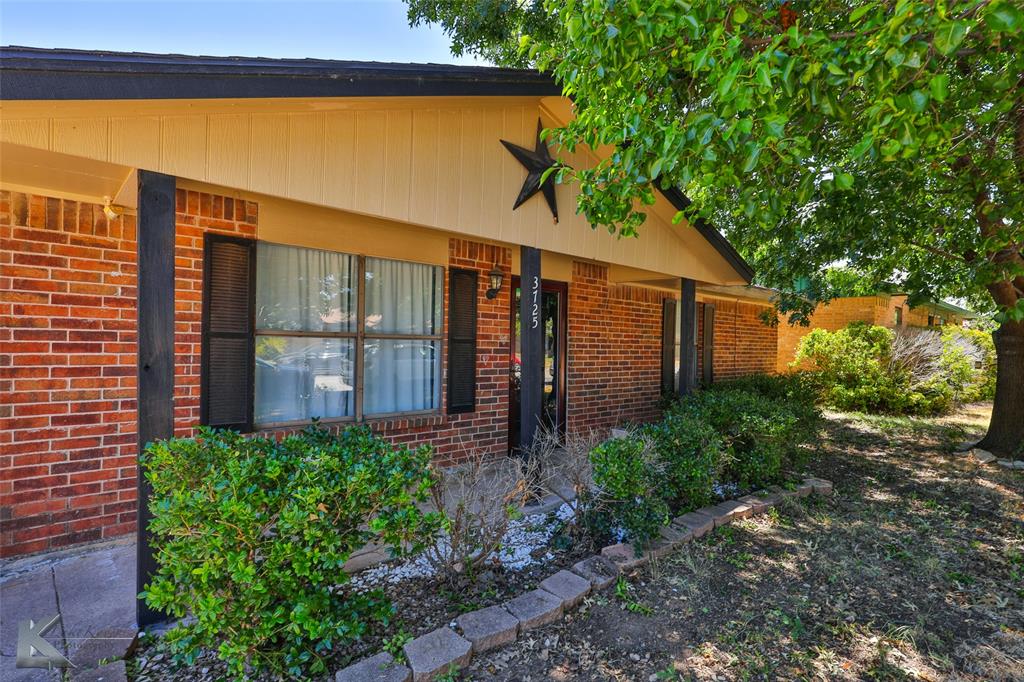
[702,303,715,385]
[661,298,677,394]
[201,234,255,430]
[447,268,478,414]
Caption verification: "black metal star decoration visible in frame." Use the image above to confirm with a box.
[500,119,559,223]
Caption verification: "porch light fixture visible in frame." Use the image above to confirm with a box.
[485,264,504,299]
[102,196,120,221]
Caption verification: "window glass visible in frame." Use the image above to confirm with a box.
[255,336,355,423]
[363,339,440,415]
[364,257,443,335]
[256,243,356,332]
[252,245,444,425]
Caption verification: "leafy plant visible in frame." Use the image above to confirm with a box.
[587,436,671,547]
[639,410,721,511]
[672,387,818,489]
[141,424,440,679]
[382,630,413,659]
[613,576,653,615]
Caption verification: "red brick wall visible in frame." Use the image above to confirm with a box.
[0,189,257,558]
[171,190,259,435]
[698,299,778,381]
[1,192,139,557]
[567,262,666,434]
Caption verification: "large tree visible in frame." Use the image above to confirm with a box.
[408,0,1024,454]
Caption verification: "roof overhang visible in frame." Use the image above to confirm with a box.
[0,46,562,100]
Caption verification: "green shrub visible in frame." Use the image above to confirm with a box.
[943,326,996,402]
[796,322,993,415]
[587,436,671,547]
[706,371,821,410]
[639,411,721,511]
[672,388,816,490]
[141,424,440,679]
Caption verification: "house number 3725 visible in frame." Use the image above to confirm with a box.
[530,276,539,329]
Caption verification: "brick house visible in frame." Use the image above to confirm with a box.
[0,48,774,564]
[776,292,975,372]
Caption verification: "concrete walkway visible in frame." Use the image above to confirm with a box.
[1,538,138,681]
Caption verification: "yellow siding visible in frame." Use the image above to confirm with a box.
[0,97,746,284]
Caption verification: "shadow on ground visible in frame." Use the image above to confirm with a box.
[468,404,1024,681]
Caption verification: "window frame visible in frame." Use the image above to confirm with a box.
[252,243,445,429]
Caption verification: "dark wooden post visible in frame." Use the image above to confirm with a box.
[678,278,697,394]
[136,170,176,627]
[519,246,543,454]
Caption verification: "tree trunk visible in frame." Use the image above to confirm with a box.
[977,321,1024,457]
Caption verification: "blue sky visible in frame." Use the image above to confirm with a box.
[0,0,484,64]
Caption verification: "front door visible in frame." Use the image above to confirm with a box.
[509,277,567,453]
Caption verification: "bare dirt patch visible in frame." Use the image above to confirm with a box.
[468,405,1024,681]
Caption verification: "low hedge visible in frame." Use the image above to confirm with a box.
[590,374,820,546]
[141,424,440,679]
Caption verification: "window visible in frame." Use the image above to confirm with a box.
[894,306,903,326]
[253,243,442,426]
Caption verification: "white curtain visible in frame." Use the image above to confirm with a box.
[363,257,441,335]
[363,258,442,414]
[256,243,355,332]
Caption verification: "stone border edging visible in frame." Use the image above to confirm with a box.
[335,477,834,682]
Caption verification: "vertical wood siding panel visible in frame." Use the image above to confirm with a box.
[287,113,325,204]
[0,118,51,149]
[249,113,289,196]
[480,107,504,239]
[206,114,251,189]
[434,109,462,230]
[159,115,206,180]
[496,107,519,243]
[52,118,108,161]
[323,111,356,209]
[353,110,386,216]
[410,109,440,227]
[385,109,412,222]
[110,116,160,169]
[458,108,484,236]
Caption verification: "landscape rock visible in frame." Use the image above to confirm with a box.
[570,555,619,590]
[538,570,591,609]
[504,589,564,631]
[738,494,770,514]
[673,511,714,538]
[403,627,472,682]
[336,652,411,682]
[794,481,814,498]
[601,543,647,571]
[456,605,519,653]
[804,477,834,495]
[971,448,996,464]
[954,440,978,452]
[996,459,1024,469]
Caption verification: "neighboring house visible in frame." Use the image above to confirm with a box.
[776,293,976,372]
[0,48,771,559]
